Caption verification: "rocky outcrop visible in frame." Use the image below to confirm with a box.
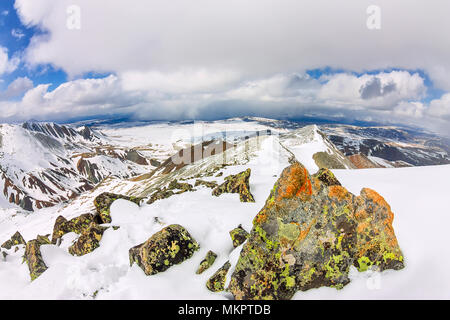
[126,150,148,165]
[24,235,51,281]
[196,250,218,274]
[129,224,200,276]
[94,192,143,223]
[68,223,107,256]
[229,162,404,300]
[206,261,231,292]
[229,225,249,248]
[312,168,341,187]
[212,169,255,202]
[1,231,26,249]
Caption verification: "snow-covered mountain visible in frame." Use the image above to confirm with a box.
[0,122,152,211]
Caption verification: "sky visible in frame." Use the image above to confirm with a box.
[0,0,450,136]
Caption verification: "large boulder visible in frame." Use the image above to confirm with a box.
[24,235,51,281]
[129,224,200,276]
[94,193,143,223]
[212,169,255,202]
[206,261,231,292]
[229,162,404,300]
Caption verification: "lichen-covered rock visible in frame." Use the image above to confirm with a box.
[24,238,49,281]
[147,180,195,204]
[68,223,107,256]
[94,192,143,223]
[206,261,231,292]
[229,162,404,300]
[1,231,26,250]
[196,250,218,274]
[212,169,255,202]
[129,224,200,276]
[229,225,250,248]
[312,168,341,187]
[51,213,97,244]
[195,179,218,189]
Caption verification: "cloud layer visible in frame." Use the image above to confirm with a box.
[0,0,449,136]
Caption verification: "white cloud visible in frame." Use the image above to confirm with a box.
[428,94,450,119]
[11,28,25,40]
[13,0,450,92]
[0,46,19,75]
[0,77,33,100]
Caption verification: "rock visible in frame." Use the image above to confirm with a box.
[229,225,249,248]
[126,150,148,165]
[51,213,97,244]
[150,159,161,167]
[229,162,404,300]
[312,168,341,186]
[196,250,218,274]
[68,223,107,256]
[94,192,143,223]
[24,237,49,280]
[206,261,231,292]
[1,231,26,250]
[195,179,218,189]
[147,180,194,205]
[212,169,255,202]
[129,224,200,276]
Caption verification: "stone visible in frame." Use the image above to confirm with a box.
[68,223,107,256]
[129,224,200,276]
[206,261,231,292]
[194,180,218,189]
[24,238,49,280]
[94,192,143,223]
[147,180,194,204]
[229,225,249,248]
[196,250,218,274]
[212,169,255,202]
[312,168,341,186]
[1,231,26,250]
[229,162,404,300]
[51,213,97,244]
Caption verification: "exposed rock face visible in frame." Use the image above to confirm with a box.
[94,192,143,223]
[68,223,107,256]
[229,162,404,300]
[126,150,148,165]
[1,231,26,249]
[24,235,51,281]
[196,250,218,275]
[51,213,98,244]
[129,224,200,276]
[212,169,255,202]
[229,225,250,248]
[206,261,231,292]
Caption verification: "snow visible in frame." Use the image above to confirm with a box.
[1,119,449,300]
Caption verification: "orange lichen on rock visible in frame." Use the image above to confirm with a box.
[328,185,351,202]
[275,162,312,202]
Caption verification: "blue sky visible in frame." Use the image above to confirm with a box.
[0,0,450,136]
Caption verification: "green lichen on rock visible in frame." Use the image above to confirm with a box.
[228,162,404,300]
[24,237,49,281]
[196,250,218,274]
[147,180,195,205]
[206,261,231,292]
[229,225,250,248]
[129,224,200,275]
[51,213,97,244]
[1,231,26,250]
[212,169,255,202]
[195,179,218,189]
[68,223,107,256]
[94,192,143,223]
